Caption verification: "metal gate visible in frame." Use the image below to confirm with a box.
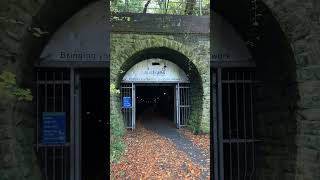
[214,68,261,180]
[35,68,71,180]
[121,83,135,129]
[176,83,191,128]
[121,83,189,129]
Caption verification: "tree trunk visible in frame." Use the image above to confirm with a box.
[143,0,152,13]
[185,0,196,15]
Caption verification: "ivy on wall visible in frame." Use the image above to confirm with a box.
[0,71,32,102]
[0,70,33,129]
[110,83,126,163]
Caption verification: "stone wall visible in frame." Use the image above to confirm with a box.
[0,0,43,179]
[210,0,320,179]
[110,33,210,133]
[0,0,96,179]
[258,0,320,179]
[0,0,319,179]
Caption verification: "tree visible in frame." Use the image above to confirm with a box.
[111,0,210,15]
[111,0,144,13]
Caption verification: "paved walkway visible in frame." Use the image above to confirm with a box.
[139,110,210,179]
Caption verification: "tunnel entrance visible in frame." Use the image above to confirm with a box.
[80,77,107,180]
[34,68,108,180]
[135,85,175,128]
[120,82,191,129]
[120,59,191,130]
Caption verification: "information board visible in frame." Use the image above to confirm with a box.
[123,97,132,108]
[42,112,66,145]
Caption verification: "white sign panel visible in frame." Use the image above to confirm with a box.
[122,59,189,83]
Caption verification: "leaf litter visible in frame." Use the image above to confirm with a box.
[110,125,208,179]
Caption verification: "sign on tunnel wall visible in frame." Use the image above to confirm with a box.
[122,59,189,83]
[42,112,66,145]
[123,97,132,108]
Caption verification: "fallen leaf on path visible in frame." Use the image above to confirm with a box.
[111,125,204,179]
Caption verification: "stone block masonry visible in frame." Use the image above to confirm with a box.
[110,33,210,133]
[0,0,319,179]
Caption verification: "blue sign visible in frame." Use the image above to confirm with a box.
[123,97,132,108]
[42,112,66,145]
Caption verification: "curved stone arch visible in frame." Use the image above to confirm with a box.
[0,0,319,178]
[111,36,209,83]
[262,0,312,41]
[260,1,320,179]
[261,0,320,78]
[214,1,320,179]
[0,0,100,179]
[260,0,320,71]
[110,35,210,132]
[14,0,102,84]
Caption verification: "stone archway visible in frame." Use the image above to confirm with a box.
[269,7,320,180]
[110,34,210,133]
[249,2,320,179]
[0,0,319,179]
[213,0,320,179]
[0,0,104,179]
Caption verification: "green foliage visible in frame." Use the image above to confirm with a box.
[110,82,125,163]
[201,123,209,133]
[111,0,210,15]
[13,88,33,101]
[111,0,144,13]
[0,71,33,102]
[110,138,126,163]
[110,111,125,138]
[187,112,201,134]
[187,120,201,135]
[110,83,120,95]
[110,98,125,163]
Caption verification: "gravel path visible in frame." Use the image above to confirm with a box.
[140,112,210,179]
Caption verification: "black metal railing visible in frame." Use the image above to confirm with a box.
[34,69,71,180]
[221,68,261,180]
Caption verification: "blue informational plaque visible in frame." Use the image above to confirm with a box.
[123,97,132,108]
[42,112,66,145]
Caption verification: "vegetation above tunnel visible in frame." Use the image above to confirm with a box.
[110,0,210,15]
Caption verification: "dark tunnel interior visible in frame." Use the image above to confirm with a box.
[135,85,175,123]
[81,78,108,180]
